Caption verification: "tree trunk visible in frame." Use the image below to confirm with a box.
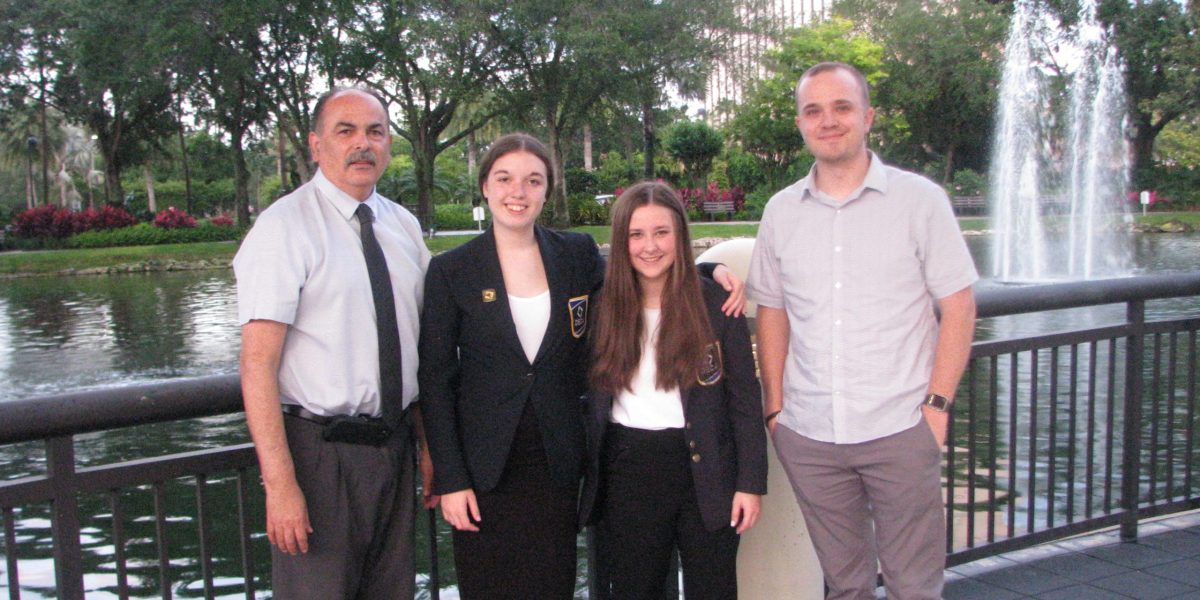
[277,122,288,196]
[104,159,123,207]
[176,113,193,214]
[412,129,437,232]
[233,128,252,226]
[144,164,157,214]
[287,129,313,183]
[38,54,50,206]
[546,122,571,229]
[642,99,655,179]
[942,143,956,184]
[466,131,478,184]
[583,123,593,171]
[1132,122,1157,188]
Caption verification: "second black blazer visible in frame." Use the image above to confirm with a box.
[419,225,605,495]
[579,279,768,532]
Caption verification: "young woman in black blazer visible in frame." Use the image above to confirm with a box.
[581,182,767,599]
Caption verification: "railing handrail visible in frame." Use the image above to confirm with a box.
[0,375,242,445]
[2,272,1200,445]
[975,272,1200,318]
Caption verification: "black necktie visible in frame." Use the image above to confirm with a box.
[355,203,403,431]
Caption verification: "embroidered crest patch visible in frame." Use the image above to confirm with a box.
[568,295,589,338]
[697,341,723,386]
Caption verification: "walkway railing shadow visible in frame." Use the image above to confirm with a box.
[1,272,1199,598]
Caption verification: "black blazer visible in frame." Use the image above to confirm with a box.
[580,279,767,532]
[419,226,605,495]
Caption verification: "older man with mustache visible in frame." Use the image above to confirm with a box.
[234,87,433,599]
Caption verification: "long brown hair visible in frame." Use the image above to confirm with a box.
[589,181,714,394]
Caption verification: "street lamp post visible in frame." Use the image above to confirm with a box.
[25,136,38,209]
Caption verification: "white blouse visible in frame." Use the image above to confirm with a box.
[508,290,550,364]
[611,308,685,430]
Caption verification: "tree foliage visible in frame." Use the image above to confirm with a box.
[664,120,724,187]
[835,0,1008,181]
[724,18,885,188]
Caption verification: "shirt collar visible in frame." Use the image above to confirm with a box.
[797,151,889,206]
[313,168,380,221]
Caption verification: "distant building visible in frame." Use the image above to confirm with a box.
[703,0,829,124]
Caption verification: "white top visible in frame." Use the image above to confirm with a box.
[233,169,431,417]
[611,308,686,430]
[746,153,978,444]
[508,290,550,363]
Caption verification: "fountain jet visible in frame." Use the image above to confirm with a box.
[989,0,1132,282]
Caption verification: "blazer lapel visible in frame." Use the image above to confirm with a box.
[532,226,568,365]
[477,227,529,363]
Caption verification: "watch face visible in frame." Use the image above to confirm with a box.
[925,394,951,411]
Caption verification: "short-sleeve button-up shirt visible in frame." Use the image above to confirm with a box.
[747,153,978,444]
[233,169,430,417]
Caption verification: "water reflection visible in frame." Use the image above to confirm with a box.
[0,271,240,402]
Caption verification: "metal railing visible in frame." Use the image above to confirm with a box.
[946,272,1200,565]
[2,273,1200,598]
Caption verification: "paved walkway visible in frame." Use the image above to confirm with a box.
[936,511,1200,599]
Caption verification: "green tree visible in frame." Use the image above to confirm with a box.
[44,0,179,204]
[724,18,886,188]
[343,0,505,230]
[493,0,625,228]
[1098,0,1200,183]
[178,0,273,226]
[835,0,1008,181]
[606,0,742,179]
[664,120,724,187]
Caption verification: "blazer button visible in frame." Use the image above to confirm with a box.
[685,421,692,429]
[525,372,534,378]
[691,453,701,463]
[688,440,696,449]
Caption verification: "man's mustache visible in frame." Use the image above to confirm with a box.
[346,150,376,166]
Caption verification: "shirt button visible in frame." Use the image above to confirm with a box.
[834,320,842,326]
[834,282,842,289]
[834,246,842,252]
[691,453,702,463]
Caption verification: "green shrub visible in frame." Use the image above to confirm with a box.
[124,179,237,216]
[724,147,766,191]
[568,192,610,226]
[951,169,987,197]
[433,203,480,230]
[565,168,601,195]
[66,222,246,248]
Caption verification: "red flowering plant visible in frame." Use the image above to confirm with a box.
[153,207,197,229]
[210,213,234,227]
[12,206,82,239]
[77,205,138,231]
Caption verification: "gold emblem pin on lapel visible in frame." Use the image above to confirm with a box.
[482,289,496,303]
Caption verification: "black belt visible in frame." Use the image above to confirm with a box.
[281,404,346,424]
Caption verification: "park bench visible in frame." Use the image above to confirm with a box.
[950,195,986,216]
[701,199,736,220]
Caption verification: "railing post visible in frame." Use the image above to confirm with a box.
[1120,300,1145,542]
[45,436,84,599]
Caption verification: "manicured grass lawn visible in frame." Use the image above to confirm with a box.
[0,241,237,275]
[1136,211,1200,226]
[2,212,1194,276]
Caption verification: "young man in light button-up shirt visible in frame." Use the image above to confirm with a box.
[746,62,978,600]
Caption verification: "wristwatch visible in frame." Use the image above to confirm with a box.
[923,393,953,412]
